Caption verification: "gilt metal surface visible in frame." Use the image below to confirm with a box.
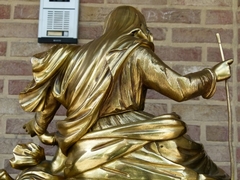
[0,6,233,180]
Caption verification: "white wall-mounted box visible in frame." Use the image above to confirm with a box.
[38,0,79,44]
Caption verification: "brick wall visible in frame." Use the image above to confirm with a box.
[0,0,239,179]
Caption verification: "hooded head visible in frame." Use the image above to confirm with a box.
[103,6,153,43]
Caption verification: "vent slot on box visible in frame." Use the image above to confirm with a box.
[47,10,70,30]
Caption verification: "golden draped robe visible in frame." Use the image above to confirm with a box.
[17,6,229,180]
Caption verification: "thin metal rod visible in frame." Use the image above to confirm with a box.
[216,33,235,180]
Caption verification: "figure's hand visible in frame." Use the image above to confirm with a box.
[9,143,45,170]
[23,119,56,145]
[23,119,37,137]
[212,59,233,81]
[38,132,57,145]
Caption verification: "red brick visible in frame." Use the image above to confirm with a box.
[204,145,230,162]
[238,29,240,44]
[172,28,233,43]
[0,98,24,114]
[0,41,7,56]
[146,89,168,100]
[238,48,240,64]
[172,104,228,122]
[187,125,200,141]
[150,27,167,41]
[8,80,31,95]
[0,60,32,75]
[0,79,3,93]
[237,11,240,24]
[237,147,240,163]
[46,120,58,133]
[0,23,38,38]
[0,138,32,154]
[170,0,231,6]
[144,103,167,116]
[211,86,232,101]
[39,143,58,156]
[6,118,58,139]
[107,0,167,5]
[0,5,11,19]
[56,105,67,116]
[11,42,51,57]
[238,167,240,180]
[238,86,240,101]
[206,125,228,141]
[207,47,233,62]
[236,106,240,122]
[238,126,240,141]
[78,25,103,40]
[142,8,200,24]
[219,166,230,177]
[6,119,28,134]
[206,10,233,25]
[154,46,202,62]
[14,4,39,19]
[80,6,112,22]
[238,67,240,82]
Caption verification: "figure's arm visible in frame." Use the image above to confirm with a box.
[23,90,61,139]
[136,47,232,101]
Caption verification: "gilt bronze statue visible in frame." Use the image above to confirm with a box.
[0,6,233,180]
